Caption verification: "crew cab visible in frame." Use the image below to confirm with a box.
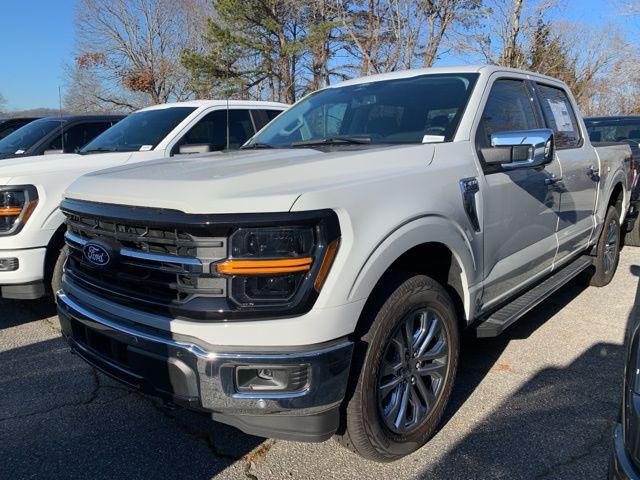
[0,115,123,159]
[57,66,632,461]
[0,100,286,300]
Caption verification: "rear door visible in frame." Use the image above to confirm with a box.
[533,83,598,264]
[476,77,563,308]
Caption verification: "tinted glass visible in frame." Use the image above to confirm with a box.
[80,107,196,153]
[177,109,255,152]
[478,79,539,148]
[46,122,116,153]
[247,73,478,148]
[0,124,20,140]
[536,84,581,148]
[265,110,282,121]
[0,119,62,154]
[584,118,640,153]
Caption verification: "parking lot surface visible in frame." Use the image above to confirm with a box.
[2,248,639,479]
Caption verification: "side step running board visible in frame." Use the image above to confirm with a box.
[474,256,593,338]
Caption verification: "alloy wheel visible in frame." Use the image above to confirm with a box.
[377,308,449,434]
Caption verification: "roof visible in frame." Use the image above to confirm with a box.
[38,114,125,123]
[138,100,289,112]
[331,64,565,88]
[584,116,640,121]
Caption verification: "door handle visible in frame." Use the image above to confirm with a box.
[545,175,563,186]
[587,165,599,176]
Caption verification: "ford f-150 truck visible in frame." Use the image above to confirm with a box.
[0,100,286,300]
[57,65,632,462]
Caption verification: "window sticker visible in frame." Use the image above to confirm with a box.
[422,135,445,143]
[15,149,25,154]
[139,145,153,151]
[547,99,574,132]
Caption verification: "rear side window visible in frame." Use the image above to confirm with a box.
[177,109,255,152]
[46,122,114,153]
[265,110,282,121]
[477,79,539,148]
[536,84,581,149]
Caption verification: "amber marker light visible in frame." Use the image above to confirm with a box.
[216,257,313,275]
[0,207,23,216]
[314,239,340,292]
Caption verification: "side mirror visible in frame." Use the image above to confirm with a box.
[482,128,554,170]
[43,149,64,155]
[178,144,211,155]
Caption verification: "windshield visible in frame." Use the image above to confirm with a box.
[0,119,62,154]
[247,73,478,148]
[585,118,640,152]
[80,107,197,153]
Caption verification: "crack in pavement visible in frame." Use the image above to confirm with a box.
[0,367,131,423]
[533,419,615,479]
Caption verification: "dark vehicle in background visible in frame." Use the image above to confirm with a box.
[0,115,123,160]
[610,313,640,479]
[585,116,640,246]
[0,117,40,140]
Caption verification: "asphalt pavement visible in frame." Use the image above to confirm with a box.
[2,248,639,479]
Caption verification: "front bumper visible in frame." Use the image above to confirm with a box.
[0,247,46,299]
[57,292,354,442]
[610,423,640,479]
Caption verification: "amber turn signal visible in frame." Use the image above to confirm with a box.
[0,207,23,216]
[314,239,340,292]
[216,257,313,275]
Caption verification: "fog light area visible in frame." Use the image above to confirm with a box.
[235,364,310,393]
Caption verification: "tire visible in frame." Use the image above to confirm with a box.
[336,273,459,462]
[586,206,621,287]
[625,218,640,247]
[49,246,67,300]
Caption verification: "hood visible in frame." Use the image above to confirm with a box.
[65,145,433,214]
[0,152,133,180]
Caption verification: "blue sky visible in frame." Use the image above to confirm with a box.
[0,0,629,110]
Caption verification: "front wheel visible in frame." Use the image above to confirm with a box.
[336,273,459,462]
[587,206,621,287]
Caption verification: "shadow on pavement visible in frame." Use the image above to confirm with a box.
[0,298,57,329]
[420,269,640,479]
[0,336,263,479]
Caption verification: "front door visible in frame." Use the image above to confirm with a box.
[476,78,562,309]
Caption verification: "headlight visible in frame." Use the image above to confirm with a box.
[0,185,38,235]
[214,211,340,312]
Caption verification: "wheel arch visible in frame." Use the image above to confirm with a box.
[348,215,477,332]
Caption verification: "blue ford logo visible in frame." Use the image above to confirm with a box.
[83,243,111,267]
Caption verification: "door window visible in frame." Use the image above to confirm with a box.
[46,122,114,153]
[477,79,539,149]
[536,84,582,149]
[176,109,255,152]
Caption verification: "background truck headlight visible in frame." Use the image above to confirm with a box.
[0,185,38,236]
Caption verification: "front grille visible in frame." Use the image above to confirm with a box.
[64,210,228,317]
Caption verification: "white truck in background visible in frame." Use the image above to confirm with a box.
[57,66,632,461]
[0,100,287,300]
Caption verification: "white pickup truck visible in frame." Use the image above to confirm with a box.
[57,66,632,461]
[0,100,286,300]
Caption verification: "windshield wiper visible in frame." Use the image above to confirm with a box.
[80,147,117,155]
[241,142,275,150]
[291,136,372,147]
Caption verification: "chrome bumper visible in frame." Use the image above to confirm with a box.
[57,292,353,441]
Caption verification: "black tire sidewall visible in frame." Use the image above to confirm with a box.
[353,274,459,460]
[50,246,67,297]
[591,206,621,287]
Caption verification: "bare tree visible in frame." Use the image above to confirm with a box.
[0,93,6,113]
[66,0,210,111]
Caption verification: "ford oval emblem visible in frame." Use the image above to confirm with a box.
[83,243,112,267]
